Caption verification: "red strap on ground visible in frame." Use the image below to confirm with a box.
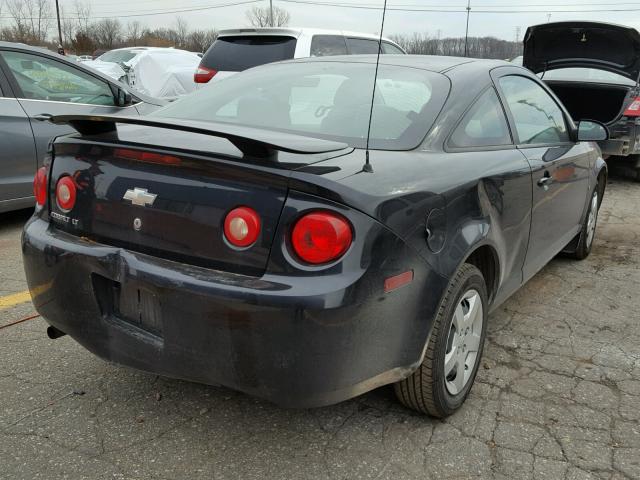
[0,314,41,330]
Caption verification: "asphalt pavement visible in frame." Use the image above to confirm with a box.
[1,171,639,480]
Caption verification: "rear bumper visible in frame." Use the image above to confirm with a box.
[22,217,446,408]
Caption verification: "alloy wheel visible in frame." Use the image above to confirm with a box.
[444,289,483,395]
[586,190,599,249]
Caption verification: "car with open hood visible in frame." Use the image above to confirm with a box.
[524,21,640,176]
[23,55,607,417]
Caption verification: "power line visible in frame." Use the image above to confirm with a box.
[278,0,640,13]
[0,0,262,20]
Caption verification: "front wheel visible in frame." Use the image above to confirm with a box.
[394,263,488,417]
[569,186,601,260]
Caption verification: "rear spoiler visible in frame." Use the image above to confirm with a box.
[48,114,349,158]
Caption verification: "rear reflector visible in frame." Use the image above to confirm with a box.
[624,97,640,116]
[55,176,77,211]
[291,211,353,265]
[224,206,261,248]
[33,166,48,207]
[194,66,217,83]
[384,270,414,293]
[114,148,181,166]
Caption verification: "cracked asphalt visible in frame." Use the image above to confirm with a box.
[1,170,639,480]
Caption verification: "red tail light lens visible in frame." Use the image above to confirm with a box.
[224,206,261,248]
[194,66,217,83]
[291,211,353,265]
[33,166,47,207]
[55,176,77,211]
[624,97,640,116]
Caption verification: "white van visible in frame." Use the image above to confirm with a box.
[194,27,406,84]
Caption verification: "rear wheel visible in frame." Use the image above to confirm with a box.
[394,263,487,417]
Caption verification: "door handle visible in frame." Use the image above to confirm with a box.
[537,173,552,188]
[32,113,53,122]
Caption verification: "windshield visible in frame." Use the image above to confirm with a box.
[98,50,141,64]
[152,61,449,150]
[541,68,636,86]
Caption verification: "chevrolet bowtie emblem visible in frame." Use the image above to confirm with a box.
[123,188,157,207]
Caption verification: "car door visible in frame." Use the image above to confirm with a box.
[0,49,138,165]
[0,61,38,207]
[446,86,533,305]
[495,71,591,279]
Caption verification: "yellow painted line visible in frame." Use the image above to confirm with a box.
[0,290,32,309]
[0,281,53,310]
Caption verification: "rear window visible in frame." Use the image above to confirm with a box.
[201,36,297,72]
[153,61,449,150]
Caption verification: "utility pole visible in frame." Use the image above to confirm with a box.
[270,0,274,27]
[55,0,63,47]
[547,13,552,23]
[464,0,471,57]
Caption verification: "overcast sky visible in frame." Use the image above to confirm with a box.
[7,0,640,41]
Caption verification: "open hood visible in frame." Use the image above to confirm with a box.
[523,22,640,81]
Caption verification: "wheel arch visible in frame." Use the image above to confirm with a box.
[461,243,500,303]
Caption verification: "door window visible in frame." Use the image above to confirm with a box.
[2,51,115,105]
[498,75,570,145]
[449,88,512,148]
[346,38,380,54]
[310,35,348,57]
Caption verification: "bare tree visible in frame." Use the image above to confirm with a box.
[94,18,122,48]
[6,0,52,44]
[391,32,521,59]
[174,17,189,49]
[126,20,143,46]
[246,5,290,27]
[186,28,217,53]
[74,0,92,34]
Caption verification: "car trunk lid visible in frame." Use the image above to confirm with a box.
[523,21,640,81]
[47,116,351,276]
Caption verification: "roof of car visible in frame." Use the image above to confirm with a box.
[283,54,511,73]
[0,41,54,54]
[217,27,398,44]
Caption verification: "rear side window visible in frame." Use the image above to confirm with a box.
[382,42,404,54]
[346,38,380,54]
[499,75,570,145]
[310,35,348,57]
[449,88,512,148]
[201,36,297,72]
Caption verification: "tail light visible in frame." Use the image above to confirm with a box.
[224,206,261,248]
[33,166,48,207]
[194,65,217,83]
[114,148,181,166]
[55,176,77,211]
[624,97,640,116]
[291,211,353,265]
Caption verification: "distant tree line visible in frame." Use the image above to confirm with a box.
[391,33,522,60]
[0,0,521,59]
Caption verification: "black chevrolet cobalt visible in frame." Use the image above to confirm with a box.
[23,55,608,417]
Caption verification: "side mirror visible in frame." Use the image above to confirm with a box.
[116,88,133,107]
[577,120,609,142]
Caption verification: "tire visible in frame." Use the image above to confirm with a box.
[394,263,488,417]
[568,182,602,260]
